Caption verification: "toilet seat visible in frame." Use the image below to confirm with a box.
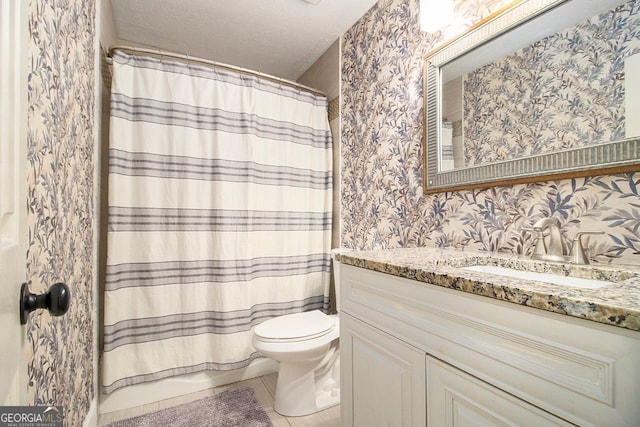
[254,310,336,343]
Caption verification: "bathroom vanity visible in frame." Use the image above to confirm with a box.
[337,248,640,426]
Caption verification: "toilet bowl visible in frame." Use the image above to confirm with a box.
[251,249,348,416]
[252,310,340,416]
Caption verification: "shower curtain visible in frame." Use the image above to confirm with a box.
[102,51,333,394]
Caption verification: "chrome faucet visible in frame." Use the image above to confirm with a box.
[528,218,565,262]
[524,218,603,265]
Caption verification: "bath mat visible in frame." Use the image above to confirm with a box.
[104,386,274,427]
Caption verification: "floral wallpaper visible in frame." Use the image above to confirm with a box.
[27,0,96,424]
[341,0,640,266]
[464,0,640,165]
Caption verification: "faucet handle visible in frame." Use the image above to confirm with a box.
[569,231,604,265]
[523,227,546,258]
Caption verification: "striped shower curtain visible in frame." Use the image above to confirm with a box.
[102,51,333,394]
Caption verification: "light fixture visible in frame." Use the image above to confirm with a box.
[420,0,454,33]
[303,0,323,4]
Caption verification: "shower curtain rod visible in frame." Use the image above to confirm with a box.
[107,44,326,97]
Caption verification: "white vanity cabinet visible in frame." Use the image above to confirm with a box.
[339,264,640,427]
[341,313,426,427]
[426,356,572,426]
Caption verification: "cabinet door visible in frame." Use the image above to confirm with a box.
[341,313,426,427]
[426,356,573,427]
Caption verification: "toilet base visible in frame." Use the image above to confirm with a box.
[274,343,340,417]
[274,379,340,417]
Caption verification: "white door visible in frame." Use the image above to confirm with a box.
[0,0,28,405]
[426,356,573,427]
[341,313,426,427]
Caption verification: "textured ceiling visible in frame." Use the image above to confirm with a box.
[110,0,378,81]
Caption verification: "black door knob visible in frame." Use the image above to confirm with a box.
[20,282,70,325]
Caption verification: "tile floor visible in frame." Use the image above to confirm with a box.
[97,373,341,427]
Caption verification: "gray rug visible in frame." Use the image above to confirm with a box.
[105,387,274,427]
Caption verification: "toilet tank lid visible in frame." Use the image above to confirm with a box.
[254,310,336,341]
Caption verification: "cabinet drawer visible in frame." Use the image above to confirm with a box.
[340,264,640,426]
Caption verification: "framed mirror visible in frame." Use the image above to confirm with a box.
[423,0,640,193]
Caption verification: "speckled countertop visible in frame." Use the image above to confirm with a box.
[336,247,640,333]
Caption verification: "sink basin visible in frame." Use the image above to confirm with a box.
[461,265,613,289]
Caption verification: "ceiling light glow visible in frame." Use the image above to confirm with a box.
[420,0,454,33]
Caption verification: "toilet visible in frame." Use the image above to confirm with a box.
[252,249,347,416]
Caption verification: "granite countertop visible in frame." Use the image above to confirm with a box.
[336,247,640,333]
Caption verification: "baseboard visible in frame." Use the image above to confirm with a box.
[83,397,98,427]
[99,358,279,414]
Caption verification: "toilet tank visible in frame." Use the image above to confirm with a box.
[330,248,352,313]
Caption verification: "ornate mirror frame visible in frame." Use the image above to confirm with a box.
[423,0,640,194]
